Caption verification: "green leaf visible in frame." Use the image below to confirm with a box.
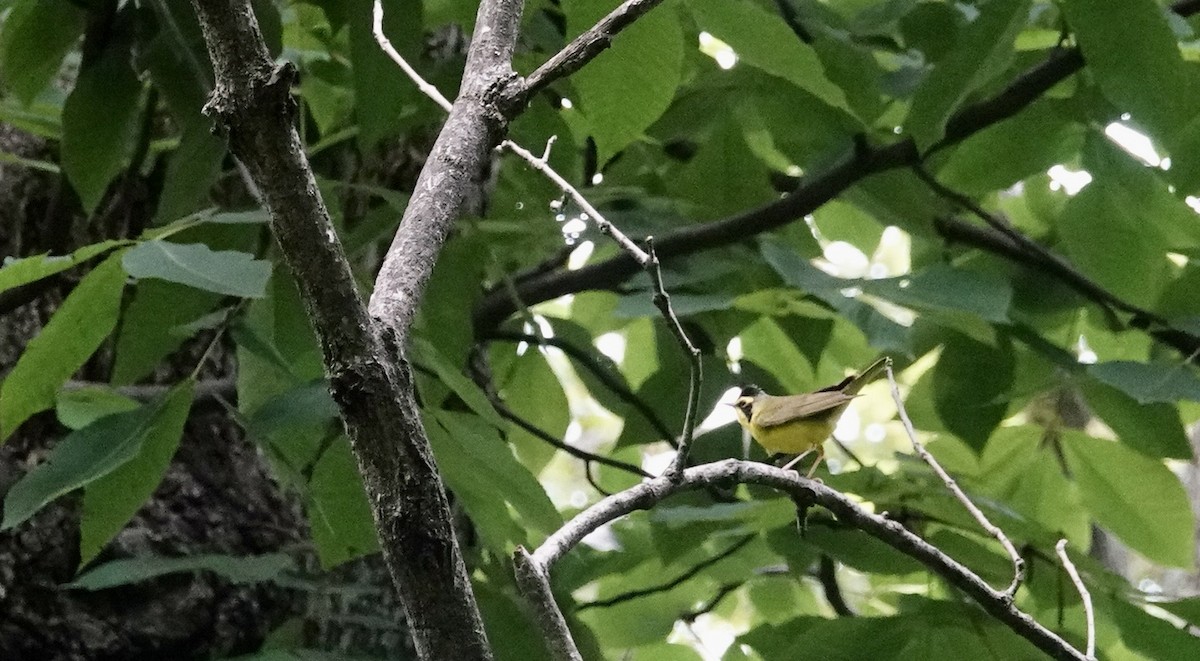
[122,241,272,298]
[652,500,794,528]
[307,436,380,568]
[423,414,526,551]
[1080,136,1200,250]
[1062,430,1195,567]
[938,102,1084,193]
[0,240,123,295]
[79,383,195,563]
[1108,597,1200,660]
[669,115,776,220]
[432,411,561,536]
[802,524,925,576]
[1088,360,1200,404]
[246,380,339,441]
[978,426,1089,545]
[566,0,684,162]
[861,264,1013,323]
[0,0,86,104]
[348,0,423,147]
[61,43,144,214]
[1062,0,1200,136]
[410,337,506,429]
[1,253,127,440]
[760,239,911,353]
[932,333,1014,451]
[687,0,854,118]
[739,316,815,395]
[495,349,568,475]
[905,0,1030,150]
[1081,380,1191,459]
[152,121,228,225]
[2,385,190,530]
[56,386,140,431]
[69,552,294,591]
[1058,181,1170,306]
[111,280,222,385]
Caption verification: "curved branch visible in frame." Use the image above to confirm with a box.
[1056,540,1096,660]
[518,460,1087,661]
[885,360,1025,598]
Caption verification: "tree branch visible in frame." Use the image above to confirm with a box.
[517,460,1087,660]
[188,1,514,657]
[646,239,702,476]
[885,360,1025,599]
[522,0,668,99]
[367,0,524,334]
[492,398,652,480]
[514,547,583,661]
[471,0,1200,335]
[919,168,1200,359]
[1056,540,1096,660]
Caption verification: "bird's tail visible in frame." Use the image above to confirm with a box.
[843,356,890,396]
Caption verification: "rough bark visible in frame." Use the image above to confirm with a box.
[187,1,506,657]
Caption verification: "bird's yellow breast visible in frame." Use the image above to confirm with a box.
[745,418,834,454]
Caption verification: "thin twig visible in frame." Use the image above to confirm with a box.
[829,437,866,470]
[523,0,668,98]
[583,461,612,497]
[372,0,452,113]
[884,360,1025,599]
[484,331,677,444]
[498,139,649,264]
[645,239,701,476]
[680,581,742,623]
[817,555,855,617]
[1055,539,1095,660]
[576,534,754,611]
[492,399,652,479]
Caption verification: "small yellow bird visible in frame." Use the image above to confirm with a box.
[732,357,889,477]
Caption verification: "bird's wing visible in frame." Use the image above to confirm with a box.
[754,392,855,427]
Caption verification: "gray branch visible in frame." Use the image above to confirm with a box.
[367,1,526,334]
[518,460,1088,661]
[523,0,668,98]
[186,0,516,658]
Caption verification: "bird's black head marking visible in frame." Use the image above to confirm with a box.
[738,384,763,398]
